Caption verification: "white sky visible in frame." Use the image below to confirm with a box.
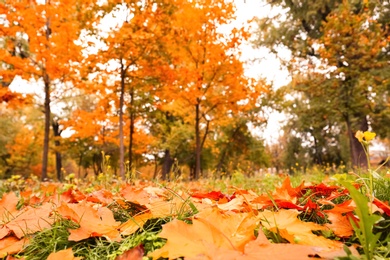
[232,0,289,143]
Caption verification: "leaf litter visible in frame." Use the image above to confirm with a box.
[0,176,381,259]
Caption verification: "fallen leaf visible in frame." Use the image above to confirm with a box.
[56,201,121,242]
[0,193,20,224]
[275,177,305,199]
[149,207,258,259]
[120,185,165,206]
[115,245,144,260]
[304,183,340,197]
[217,197,245,211]
[120,212,156,236]
[0,226,10,240]
[47,248,82,260]
[0,236,28,258]
[259,209,342,249]
[373,198,390,216]
[6,203,54,239]
[191,191,232,201]
[325,212,354,237]
[238,231,357,260]
[86,189,114,205]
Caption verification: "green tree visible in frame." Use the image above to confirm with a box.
[256,0,390,168]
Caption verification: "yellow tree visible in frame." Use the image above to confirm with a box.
[0,0,92,180]
[160,0,266,179]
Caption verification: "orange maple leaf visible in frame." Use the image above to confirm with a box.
[47,248,82,260]
[0,236,28,258]
[149,207,258,259]
[325,212,354,237]
[0,192,20,224]
[238,231,358,260]
[86,189,114,205]
[120,185,166,206]
[5,203,54,239]
[120,212,156,236]
[259,209,342,249]
[56,201,121,242]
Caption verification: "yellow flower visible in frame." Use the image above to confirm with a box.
[364,131,376,142]
[355,130,376,143]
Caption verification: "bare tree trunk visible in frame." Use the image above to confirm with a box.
[41,2,51,181]
[346,115,368,168]
[162,149,174,181]
[119,63,126,180]
[52,120,62,181]
[41,78,50,181]
[153,154,159,179]
[128,86,135,171]
[194,102,201,180]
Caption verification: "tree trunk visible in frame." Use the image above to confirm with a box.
[78,153,83,178]
[119,63,126,180]
[41,78,51,181]
[128,86,135,171]
[346,115,368,168]
[153,154,158,179]
[52,120,62,181]
[194,102,201,179]
[41,5,51,181]
[162,149,174,181]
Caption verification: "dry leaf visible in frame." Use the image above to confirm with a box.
[259,209,342,249]
[0,193,20,224]
[0,236,28,258]
[120,212,155,236]
[149,207,258,259]
[115,245,144,260]
[325,212,354,237]
[6,203,54,239]
[56,201,120,242]
[47,248,82,260]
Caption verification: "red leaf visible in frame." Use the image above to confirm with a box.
[192,191,233,201]
[373,198,390,216]
[304,182,340,197]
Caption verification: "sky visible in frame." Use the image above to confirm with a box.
[231,0,290,143]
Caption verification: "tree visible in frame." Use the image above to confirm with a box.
[159,0,266,179]
[0,0,89,179]
[256,0,390,168]
[80,0,171,179]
